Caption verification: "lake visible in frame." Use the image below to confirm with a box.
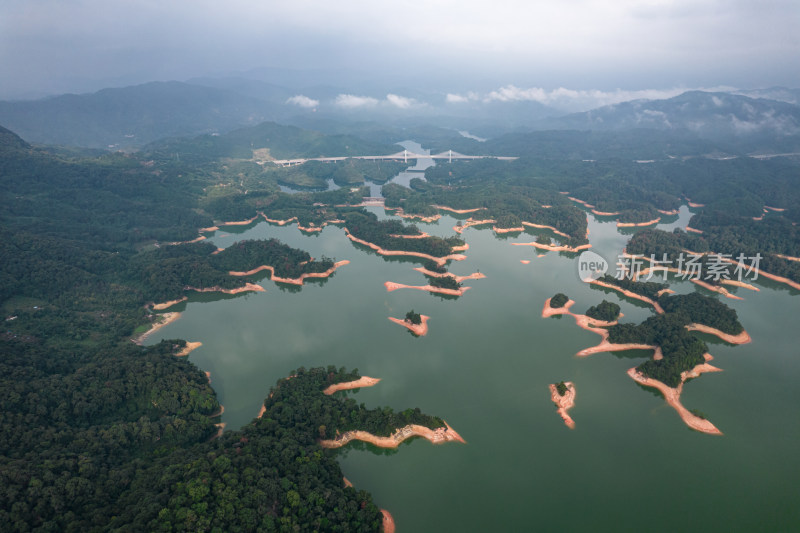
[146,159,800,532]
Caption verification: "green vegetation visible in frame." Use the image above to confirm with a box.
[211,238,335,279]
[585,300,621,322]
[427,276,462,291]
[550,293,569,308]
[556,381,569,396]
[270,159,408,189]
[344,211,464,258]
[0,124,450,531]
[597,274,668,301]
[405,310,422,325]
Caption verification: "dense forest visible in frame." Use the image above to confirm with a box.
[211,239,336,279]
[0,125,451,531]
[585,300,621,322]
[343,211,465,258]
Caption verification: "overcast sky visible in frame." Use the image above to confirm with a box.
[1,0,798,100]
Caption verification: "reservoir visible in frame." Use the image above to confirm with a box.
[146,152,800,532]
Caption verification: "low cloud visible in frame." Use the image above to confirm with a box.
[386,93,416,109]
[286,95,319,108]
[445,92,479,104]
[334,94,379,108]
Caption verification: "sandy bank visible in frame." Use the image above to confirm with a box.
[389,315,430,336]
[199,226,219,233]
[657,209,680,215]
[756,270,800,291]
[720,279,760,291]
[382,510,396,533]
[627,366,723,435]
[229,260,349,285]
[493,226,525,234]
[257,404,266,419]
[151,297,188,310]
[513,241,591,253]
[617,218,661,228]
[209,405,225,418]
[383,206,442,223]
[656,288,676,297]
[592,209,622,217]
[168,235,206,245]
[134,312,181,344]
[541,298,575,318]
[261,214,298,226]
[685,323,751,344]
[764,205,786,212]
[221,215,260,226]
[568,196,596,209]
[384,282,471,296]
[520,221,572,239]
[413,267,486,283]
[343,477,353,488]
[577,340,657,357]
[345,230,466,267]
[323,376,382,395]
[690,279,744,300]
[187,282,265,294]
[433,205,486,214]
[454,218,496,234]
[685,226,704,234]
[587,279,664,314]
[175,341,202,357]
[451,243,469,252]
[775,253,800,263]
[389,232,431,239]
[319,421,466,449]
[549,382,576,429]
[520,260,531,264]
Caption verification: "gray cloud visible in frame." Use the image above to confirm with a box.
[0,0,797,99]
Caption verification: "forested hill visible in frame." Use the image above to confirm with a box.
[0,81,279,150]
[0,125,440,531]
[145,120,399,165]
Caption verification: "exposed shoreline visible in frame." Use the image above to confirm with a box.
[187,282,265,294]
[151,297,188,310]
[413,267,486,283]
[617,217,661,228]
[627,364,723,435]
[513,241,592,253]
[133,312,181,344]
[454,218,496,234]
[685,323,751,344]
[549,382,576,429]
[319,421,466,449]
[229,260,350,285]
[322,376,381,395]
[388,315,430,336]
[690,279,744,300]
[587,279,664,313]
[384,282,471,296]
[345,230,466,266]
[520,221,572,239]
[685,226,704,234]
[432,205,486,214]
[383,206,442,223]
[175,341,202,357]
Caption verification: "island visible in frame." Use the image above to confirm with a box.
[388,310,430,336]
[549,381,577,429]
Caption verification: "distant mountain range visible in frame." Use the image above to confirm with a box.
[0,79,798,152]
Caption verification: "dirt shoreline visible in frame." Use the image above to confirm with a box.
[587,279,664,313]
[175,341,202,357]
[549,382,576,429]
[685,323,751,344]
[384,282,471,296]
[345,230,466,266]
[133,312,181,344]
[229,260,350,285]
[617,217,661,227]
[320,421,466,449]
[383,206,442,223]
[690,279,744,300]
[685,226,704,234]
[187,282,265,294]
[432,205,486,214]
[627,365,723,435]
[151,297,188,310]
[493,226,525,234]
[513,241,591,253]
[413,267,486,283]
[454,218,496,234]
[322,376,381,395]
[389,315,430,336]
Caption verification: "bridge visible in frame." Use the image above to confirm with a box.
[269,149,517,167]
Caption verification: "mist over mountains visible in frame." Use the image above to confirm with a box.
[0,77,798,154]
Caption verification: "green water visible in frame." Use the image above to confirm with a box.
[147,206,800,532]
